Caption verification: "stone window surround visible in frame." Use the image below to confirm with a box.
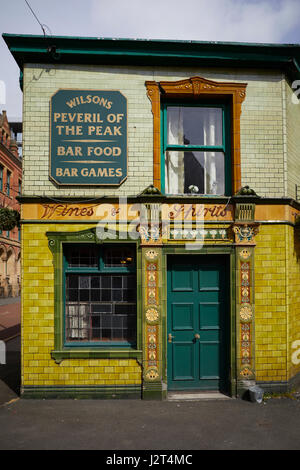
[145,76,247,195]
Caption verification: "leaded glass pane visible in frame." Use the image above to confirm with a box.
[65,273,136,344]
[65,245,98,267]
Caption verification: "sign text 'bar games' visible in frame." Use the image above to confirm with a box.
[50,89,127,185]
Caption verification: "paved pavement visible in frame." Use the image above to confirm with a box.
[0,335,300,450]
[0,297,20,341]
[0,296,21,306]
[0,390,300,450]
[0,300,300,450]
[0,336,20,405]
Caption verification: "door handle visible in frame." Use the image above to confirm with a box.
[168,333,175,343]
[194,333,200,340]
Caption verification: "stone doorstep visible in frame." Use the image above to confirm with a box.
[167,391,232,401]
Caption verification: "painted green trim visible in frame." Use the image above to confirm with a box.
[230,248,237,397]
[51,349,143,362]
[161,245,236,397]
[166,145,225,151]
[161,102,231,196]
[18,195,234,203]
[160,104,166,194]
[166,254,230,391]
[46,227,143,363]
[257,371,300,393]
[24,219,299,227]
[22,384,142,399]
[3,33,300,81]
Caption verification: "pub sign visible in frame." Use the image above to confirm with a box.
[50,89,127,185]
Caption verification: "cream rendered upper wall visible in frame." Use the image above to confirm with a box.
[22,63,289,198]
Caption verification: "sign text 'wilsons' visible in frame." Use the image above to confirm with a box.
[50,90,127,185]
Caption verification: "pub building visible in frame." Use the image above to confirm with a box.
[3,34,300,399]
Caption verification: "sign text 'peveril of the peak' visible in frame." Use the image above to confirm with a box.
[50,90,127,185]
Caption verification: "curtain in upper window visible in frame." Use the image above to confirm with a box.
[164,106,225,195]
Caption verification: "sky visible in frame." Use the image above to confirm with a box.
[1,0,300,120]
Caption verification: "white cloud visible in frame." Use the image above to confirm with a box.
[91,0,300,43]
[1,0,300,118]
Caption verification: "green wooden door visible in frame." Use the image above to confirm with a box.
[167,255,229,392]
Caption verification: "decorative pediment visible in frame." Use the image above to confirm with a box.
[145,75,247,193]
[158,76,247,102]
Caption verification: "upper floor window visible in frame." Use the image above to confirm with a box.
[6,170,11,196]
[162,103,230,195]
[0,166,3,192]
[145,76,247,195]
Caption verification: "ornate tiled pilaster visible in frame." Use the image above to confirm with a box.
[142,246,164,399]
[234,224,259,396]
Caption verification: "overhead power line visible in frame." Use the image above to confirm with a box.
[24,0,52,36]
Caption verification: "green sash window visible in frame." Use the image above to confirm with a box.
[161,103,231,195]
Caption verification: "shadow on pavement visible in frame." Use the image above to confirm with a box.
[0,336,21,397]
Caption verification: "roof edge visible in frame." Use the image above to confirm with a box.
[3,33,300,82]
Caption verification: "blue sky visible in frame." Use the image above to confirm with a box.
[1,0,300,120]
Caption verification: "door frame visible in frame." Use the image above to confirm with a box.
[162,246,237,397]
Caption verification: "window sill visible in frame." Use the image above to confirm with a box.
[51,348,143,364]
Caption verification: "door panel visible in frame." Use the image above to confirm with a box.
[172,303,194,330]
[172,342,195,381]
[199,342,219,378]
[171,267,193,291]
[167,255,228,391]
[199,302,220,329]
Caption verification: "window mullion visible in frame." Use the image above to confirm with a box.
[166,144,225,152]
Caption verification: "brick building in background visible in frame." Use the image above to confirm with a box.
[0,110,22,297]
[3,34,300,399]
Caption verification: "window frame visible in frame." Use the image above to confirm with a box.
[0,166,3,192]
[63,243,137,348]
[47,228,142,364]
[6,170,11,196]
[145,76,247,194]
[161,101,231,196]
